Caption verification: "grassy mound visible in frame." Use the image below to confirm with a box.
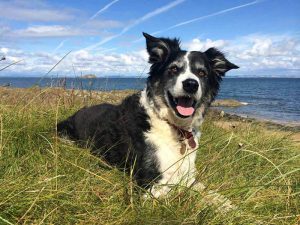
[0,87,299,224]
[211,99,246,107]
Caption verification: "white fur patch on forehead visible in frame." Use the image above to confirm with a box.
[185,51,207,73]
[184,51,190,65]
[184,51,191,71]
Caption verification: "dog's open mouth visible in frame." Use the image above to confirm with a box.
[167,91,196,118]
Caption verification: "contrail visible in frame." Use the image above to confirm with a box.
[158,0,261,34]
[53,0,120,53]
[122,0,185,33]
[90,0,120,20]
[84,0,186,51]
[53,40,66,53]
[133,0,261,43]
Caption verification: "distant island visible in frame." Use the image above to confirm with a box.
[82,74,97,79]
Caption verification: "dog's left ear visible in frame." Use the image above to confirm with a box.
[143,32,171,64]
[205,47,239,76]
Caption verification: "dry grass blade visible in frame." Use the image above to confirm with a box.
[44,51,72,77]
[18,187,45,223]
[0,216,14,225]
[0,59,24,72]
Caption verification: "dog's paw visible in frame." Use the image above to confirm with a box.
[142,185,171,199]
[191,181,237,213]
[57,136,74,144]
[204,190,237,213]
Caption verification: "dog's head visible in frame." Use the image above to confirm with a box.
[143,32,238,126]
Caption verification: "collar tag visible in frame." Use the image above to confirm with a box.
[180,143,187,155]
[167,121,197,149]
[188,136,196,149]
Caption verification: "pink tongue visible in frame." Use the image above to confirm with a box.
[176,98,195,116]
[176,106,194,116]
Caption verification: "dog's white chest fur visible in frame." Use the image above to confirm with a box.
[146,119,198,181]
[140,90,199,197]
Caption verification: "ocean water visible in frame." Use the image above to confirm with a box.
[218,78,300,124]
[0,77,146,91]
[0,77,299,124]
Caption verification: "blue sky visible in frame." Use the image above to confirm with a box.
[0,0,299,77]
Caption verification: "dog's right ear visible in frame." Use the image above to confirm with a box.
[143,32,170,64]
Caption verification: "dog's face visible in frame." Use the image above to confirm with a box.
[143,33,238,125]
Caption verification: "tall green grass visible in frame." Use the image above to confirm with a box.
[0,88,299,224]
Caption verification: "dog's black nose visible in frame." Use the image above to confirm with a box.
[182,79,199,94]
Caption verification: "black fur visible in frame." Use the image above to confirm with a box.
[58,93,160,188]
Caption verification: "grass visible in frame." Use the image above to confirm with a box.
[0,87,299,224]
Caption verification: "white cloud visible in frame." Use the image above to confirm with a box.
[0,0,75,22]
[183,38,227,51]
[66,49,148,75]
[226,34,300,72]
[1,34,299,77]
[1,22,120,39]
[181,34,300,76]
[12,25,81,38]
[0,47,149,76]
[241,35,299,57]
[0,48,9,55]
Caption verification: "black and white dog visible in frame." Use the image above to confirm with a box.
[57,33,238,198]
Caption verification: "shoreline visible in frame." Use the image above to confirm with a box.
[208,109,300,143]
[211,108,300,131]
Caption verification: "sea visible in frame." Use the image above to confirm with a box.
[0,77,299,125]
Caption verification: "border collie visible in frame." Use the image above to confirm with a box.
[57,33,238,199]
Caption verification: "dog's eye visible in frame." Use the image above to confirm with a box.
[198,70,206,77]
[169,66,178,73]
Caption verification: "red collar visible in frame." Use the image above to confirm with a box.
[167,122,196,149]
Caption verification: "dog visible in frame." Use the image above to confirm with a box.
[57,32,238,199]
